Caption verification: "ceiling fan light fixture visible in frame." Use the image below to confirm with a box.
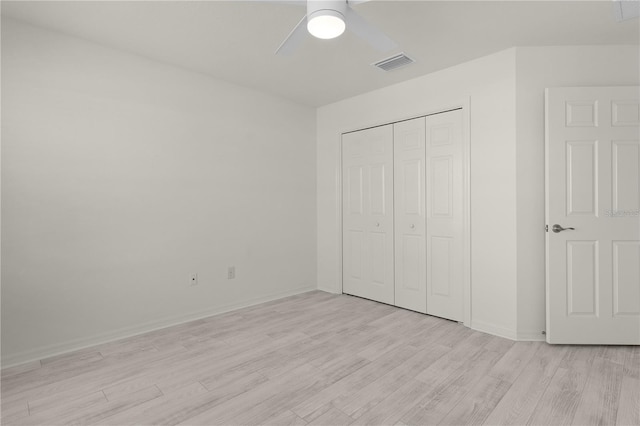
[307,10,345,39]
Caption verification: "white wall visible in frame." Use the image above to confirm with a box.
[317,49,519,339]
[1,19,317,366]
[514,45,640,339]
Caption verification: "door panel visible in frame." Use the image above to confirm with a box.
[430,236,453,297]
[426,109,464,321]
[565,101,598,127]
[566,141,598,216]
[402,160,421,214]
[342,125,394,305]
[401,235,421,291]
[612,100,640,126]
[546,86,640,344]
[613,141,640,211]
[347,230,363,279]
[370,231,387,285]
[370,164,387,215]
[394,118,426,313]
[431,156,453,217]
[613,241,640,316]
[347,166,363,214]
[566,240,598,316]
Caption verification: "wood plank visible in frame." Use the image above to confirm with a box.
[616,375,640,426]
[296,402,334,424]
[132,371,268,425]
[234,353,370,425]
[333,343,450,418]
[483,342,567,425]
[306,407,353,426]
[400,348,505,425]
[20,390,108,425]
[439,375,511,425]
[0,400,29,424]
[623,345,640,379]
[414,331,491,385]
[1,350,106,395]
[349,379,431,426]
[27,388,108,415]
[1,360,41,378]
[527,346,596,425]
[482,334,516,355]
[259,410,308,426]
[179,364,327,425]
[314,354,370,384]
[594,345,629,366]
[291,344,421,420]
[2,345,185,408]
[487,340,541,383]
[95,382,209,425]
[102,376,158,401]
[571,356,624,425]
[60,385,163,425]
[430,321,477,348]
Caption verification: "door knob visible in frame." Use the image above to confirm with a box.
[410,224,415,229]
[552,224,575,233]
[375,222,380,227]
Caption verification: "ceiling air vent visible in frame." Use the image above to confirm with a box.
[373,53,415,72]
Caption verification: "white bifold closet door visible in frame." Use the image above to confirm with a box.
[342,124,395,305]
[342,109,464,322]
[393,110,464,320]
[425,109,464,322]
[394,118,427,313]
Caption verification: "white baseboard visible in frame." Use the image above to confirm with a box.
[516,330,546,341]
[1,286,316,369]
[471,320,547,342]
[471,319,518,341]
[316,285,340,294]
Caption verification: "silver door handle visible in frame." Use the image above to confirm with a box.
[375,222,380,227]
[410,224,415,229]
[552,224,575,233]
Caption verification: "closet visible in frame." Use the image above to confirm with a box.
[342,109,464,321]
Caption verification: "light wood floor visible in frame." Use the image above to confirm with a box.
[1,291,639,425]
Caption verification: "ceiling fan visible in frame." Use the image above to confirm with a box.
[275,0,397,55]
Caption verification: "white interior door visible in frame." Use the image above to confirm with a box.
[546,86,640,344]
[394,118,427,313]
[425,109,464,322]
[342,125,394,305]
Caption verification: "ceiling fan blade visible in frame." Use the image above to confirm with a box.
[613,0,640,21]
[275,15,308,55]
[344,6,397,52]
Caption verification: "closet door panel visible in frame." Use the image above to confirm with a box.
[342,125,394,305]
[394,118,427,313]
[426,110,464,321]
[343,141,368,295]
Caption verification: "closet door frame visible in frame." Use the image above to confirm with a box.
[338,98,472,327]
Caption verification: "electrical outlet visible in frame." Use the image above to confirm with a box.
[227,266,235,280]
[189,273,198,286]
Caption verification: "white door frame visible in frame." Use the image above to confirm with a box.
[337,98,472,327]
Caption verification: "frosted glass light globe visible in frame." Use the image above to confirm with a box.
[307,11,346,39]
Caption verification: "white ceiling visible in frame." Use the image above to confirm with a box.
[2,1,638,107]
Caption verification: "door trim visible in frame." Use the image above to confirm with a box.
[337,98,472,327]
